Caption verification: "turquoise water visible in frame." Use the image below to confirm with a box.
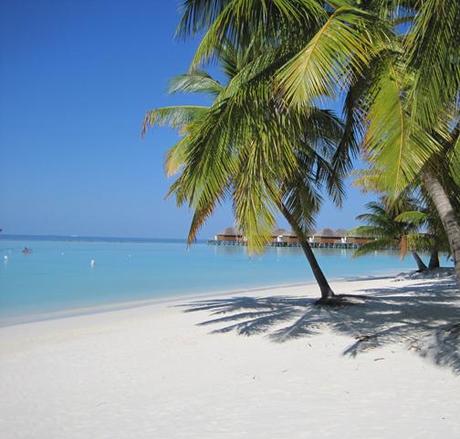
[0,236,436,324]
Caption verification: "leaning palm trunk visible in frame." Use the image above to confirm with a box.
[428,248,440,270]
[421,171,460,282]
[411,252,427,272]
[298,237,336,301]
[280,203,335,301]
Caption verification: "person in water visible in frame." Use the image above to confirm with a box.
[22,247,32,255]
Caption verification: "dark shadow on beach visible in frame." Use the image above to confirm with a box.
[179,276,460,373]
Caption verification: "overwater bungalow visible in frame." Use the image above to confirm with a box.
[272,228,299,245]
[214,227,244,244]
[210,226,374,248]
[309,230,374,247]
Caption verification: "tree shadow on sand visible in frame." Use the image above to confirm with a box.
[179,277,460,373]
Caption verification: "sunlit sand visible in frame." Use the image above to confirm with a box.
[1,273,459,438]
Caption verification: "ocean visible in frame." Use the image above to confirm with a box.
[0,235,441,325]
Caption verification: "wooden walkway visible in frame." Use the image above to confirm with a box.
[208,240,361,249]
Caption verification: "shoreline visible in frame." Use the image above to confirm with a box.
[1,271,459,438]
[0,269,409,328]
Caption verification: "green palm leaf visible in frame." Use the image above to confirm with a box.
[363,60,440,196]
[142,105,208,135]
[354,238,396,256]
[395,210,427,225]
[277,6,386,106]
[168,71,224,96]
[185,0,326,69]
[407,0,460,130]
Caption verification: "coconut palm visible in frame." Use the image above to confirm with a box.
[352,47,460,280]
[396,198,451,270]
[321,1,460,280]
[352,168,454,270]
[177,0,460,281]
[263,0,460,280]
[353,170,454,270]
[143,42,347,302]
[354,198,428,271]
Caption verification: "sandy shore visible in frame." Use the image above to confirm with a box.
[1,274,459,438]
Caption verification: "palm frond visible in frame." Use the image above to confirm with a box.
[142,105,208,136]
[186,0,326,69]
[354,237,396,256]
[168,71,224,96]
[406,232,433,253]
[407,0,460,130]
[353,225,387,238]
[164,137,190,177]
[363,59,441,196]
[176,0,229,37]
[395,210,427,225]
[277,6,387,106]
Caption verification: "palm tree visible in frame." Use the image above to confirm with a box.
[158,0,460,280]
[354,199,428,272]
[266,0,460,280]
[353,171,453,270]
[321,1,460,280]
[143,42,347,302]
[395,196,451,270]
[352,42,460,281]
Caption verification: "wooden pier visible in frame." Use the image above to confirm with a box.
[208,239,362,249]
[209,227,373,249]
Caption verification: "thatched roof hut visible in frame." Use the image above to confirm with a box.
[272,228,298,243]
[319,228,336,237]
[215,226,244,242]
[222,227,240,236]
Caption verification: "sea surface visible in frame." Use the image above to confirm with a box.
[0,235,443,325]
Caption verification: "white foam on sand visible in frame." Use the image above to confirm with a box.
[0,274,459,438]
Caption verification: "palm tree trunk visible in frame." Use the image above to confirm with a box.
[428,248,440,270]
[279,203,335,300]
[412,251,427,272]
[298,237,336,300]
[421,170,460,282]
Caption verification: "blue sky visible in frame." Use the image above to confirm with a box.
[0,0,373,239]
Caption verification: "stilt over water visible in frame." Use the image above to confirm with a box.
[208,240,362,249]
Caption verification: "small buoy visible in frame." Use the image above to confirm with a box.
[90,259,96,268]
[3,255,8,262]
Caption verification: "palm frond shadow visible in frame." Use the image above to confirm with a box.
[179,278,460,373]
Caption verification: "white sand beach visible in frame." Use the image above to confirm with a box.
[1,273,459,439]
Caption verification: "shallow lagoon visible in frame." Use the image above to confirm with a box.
[0,236,440,323]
